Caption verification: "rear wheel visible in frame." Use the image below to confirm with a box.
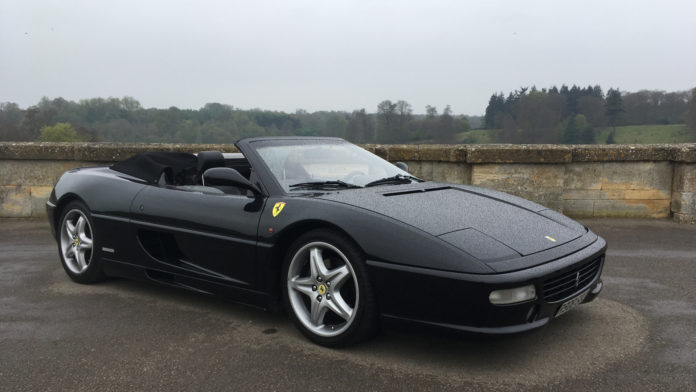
[58,201,105,284]
[282,229,378,346]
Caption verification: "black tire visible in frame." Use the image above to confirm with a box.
[57,201,106,284]
[281,229,378,347]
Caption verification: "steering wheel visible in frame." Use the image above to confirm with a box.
[343,171,367,183]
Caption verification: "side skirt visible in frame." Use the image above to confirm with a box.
[101,258,272,310]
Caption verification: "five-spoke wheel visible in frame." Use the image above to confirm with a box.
[283,230,377,346]
[58,201,104,283]
[287,241,358,337]
[60,209,93,274]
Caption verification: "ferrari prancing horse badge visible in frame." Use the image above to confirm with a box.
[272,202,286,217]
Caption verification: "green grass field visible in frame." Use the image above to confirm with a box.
[453,124,694,144]
[595,124,694,144]
[454,129,494,144]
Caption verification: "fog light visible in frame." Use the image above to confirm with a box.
[489,285,536,305]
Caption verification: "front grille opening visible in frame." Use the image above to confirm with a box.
[543,256,602,303]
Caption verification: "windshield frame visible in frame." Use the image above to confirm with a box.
[238,137,414,195]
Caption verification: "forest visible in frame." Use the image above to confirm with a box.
[0,86,694,145]
[484,86,695,144]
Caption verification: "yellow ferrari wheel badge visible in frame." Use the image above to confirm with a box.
[272,202,286,218]
[545,235,557,242]
[317,284,327,295]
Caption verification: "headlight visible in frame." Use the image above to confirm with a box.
[489,285,536,305]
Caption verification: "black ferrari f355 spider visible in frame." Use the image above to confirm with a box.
[47,137,606,346]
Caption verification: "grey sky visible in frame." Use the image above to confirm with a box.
[1,0,695,115]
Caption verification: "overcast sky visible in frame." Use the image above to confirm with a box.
[1,0,695,115]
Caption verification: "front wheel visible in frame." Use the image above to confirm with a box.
[58,201,105,284]
[282,230,378,346]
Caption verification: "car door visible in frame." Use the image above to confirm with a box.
[129,185,266,288]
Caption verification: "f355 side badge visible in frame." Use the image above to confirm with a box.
[272,202,286,218]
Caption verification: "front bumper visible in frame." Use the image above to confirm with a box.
[367,235,606,333]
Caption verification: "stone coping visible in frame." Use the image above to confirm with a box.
[1,142,694,163]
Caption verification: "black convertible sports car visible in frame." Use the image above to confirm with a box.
[47,137,606,346]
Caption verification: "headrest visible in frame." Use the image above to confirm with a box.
[197,151,225,173]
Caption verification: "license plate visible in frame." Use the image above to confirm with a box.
[555,290,589,318]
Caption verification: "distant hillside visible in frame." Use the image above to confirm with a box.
[595,124,693,144]
[453,124,694,145]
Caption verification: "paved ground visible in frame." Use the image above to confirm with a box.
[0,219,694,391]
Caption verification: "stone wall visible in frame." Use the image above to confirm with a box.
[1,142,695,223]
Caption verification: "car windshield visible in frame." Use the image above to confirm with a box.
[252,139,414,192]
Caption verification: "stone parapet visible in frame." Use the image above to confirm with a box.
[1,142,694,223]
[672,163,696,224]
[4,142,693,163]
[0,142,239,161]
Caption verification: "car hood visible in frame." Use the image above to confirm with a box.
[316,183,585,261]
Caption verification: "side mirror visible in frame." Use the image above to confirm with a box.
[395,161,409,172]
[203,167,261,195]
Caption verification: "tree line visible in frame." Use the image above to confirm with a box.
[0,97,478,144]
[1,87,694,145]
[484,85,695,143]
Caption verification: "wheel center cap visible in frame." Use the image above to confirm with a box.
[317,284,327,295]
[74,238,80,247]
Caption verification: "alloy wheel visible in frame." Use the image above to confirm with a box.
[286,241,359,337]
[60,209,94,274]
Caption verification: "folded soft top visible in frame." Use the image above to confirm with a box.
[111,151,198,184]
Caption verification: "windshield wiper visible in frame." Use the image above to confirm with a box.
[364,174,423,187]
[289,180,363,190]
